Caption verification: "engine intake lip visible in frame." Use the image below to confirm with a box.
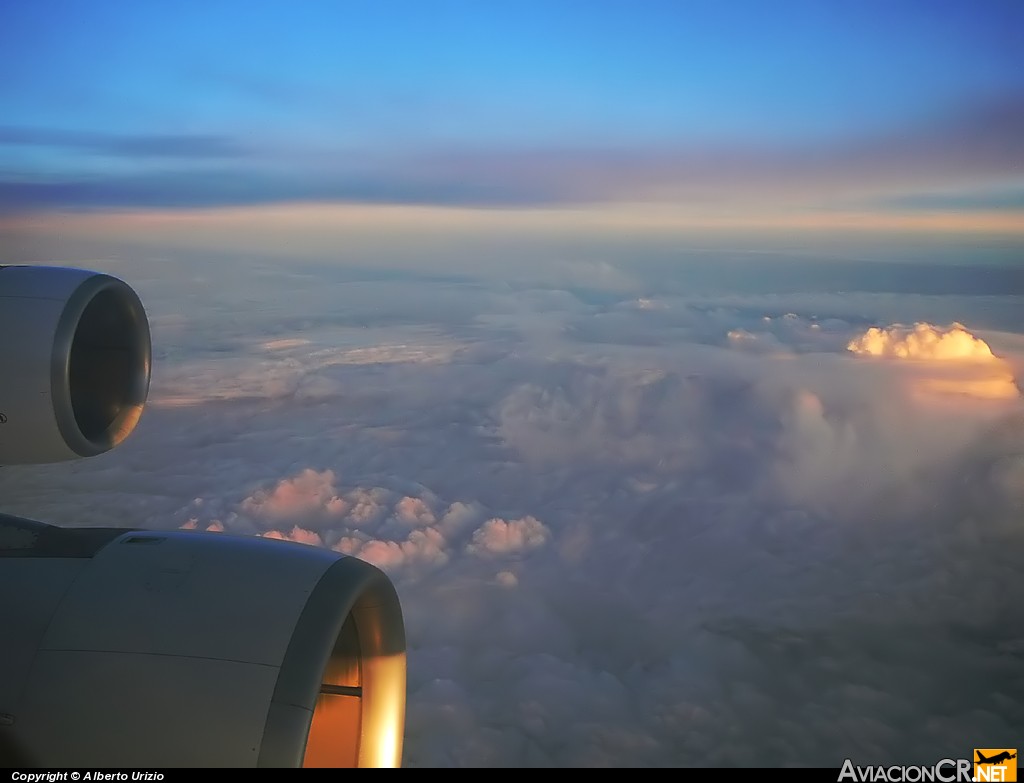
[51,274,152,457]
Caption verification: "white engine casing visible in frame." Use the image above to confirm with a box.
[0,520,406,768]
[0,265,151,464]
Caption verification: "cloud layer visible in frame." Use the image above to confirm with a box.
[2,93,1023,217]
[1,257,1022,767]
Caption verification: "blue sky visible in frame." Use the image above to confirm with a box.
[1,0,1022,218]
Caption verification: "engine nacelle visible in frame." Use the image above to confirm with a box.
[0,265,407,767]
[0,517,406,768]
[0,265,151,464]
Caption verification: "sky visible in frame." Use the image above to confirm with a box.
[1,0,1023,232]
[1,0,1024,770]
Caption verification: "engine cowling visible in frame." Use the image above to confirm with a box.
[0,265,151,464]
[0,518,407,768]
[0,265,408,767]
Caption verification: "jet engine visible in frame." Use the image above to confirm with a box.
[0,265,151,464]
[0,266,407,768]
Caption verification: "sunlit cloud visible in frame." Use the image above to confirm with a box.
[848,322,1020,402]
[241,468,349,520]
[847,322,997,361]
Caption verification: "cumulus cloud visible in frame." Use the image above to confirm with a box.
[466,516,550,557]
[847,322,1020,401]
[394,496,437,527]
[241,468,349,520]
[182,518,225,533]
[726,328,785,354]
[263,525,323,546]
[847,322,996,361]
[2,257,1023,768]
[178,469,551,580]
[340,526,450,572]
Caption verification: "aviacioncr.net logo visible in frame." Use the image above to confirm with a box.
[973,750,1017,782]
[838,759,973,782]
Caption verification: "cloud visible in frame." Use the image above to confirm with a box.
[240,468,349,521]
[878,185,1024,212]
[727,328,786,354]
[263,338,310,351]
[847,322,1020,401]
[2,93,1023,215]
[0,126,246,159]
[847,322,996,361]
[148,328,468,408]
[178,467,551,580]
[466,516,550,557]
[262,525,323,547]
[393,496,437,527]
[2,260,1023,767]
